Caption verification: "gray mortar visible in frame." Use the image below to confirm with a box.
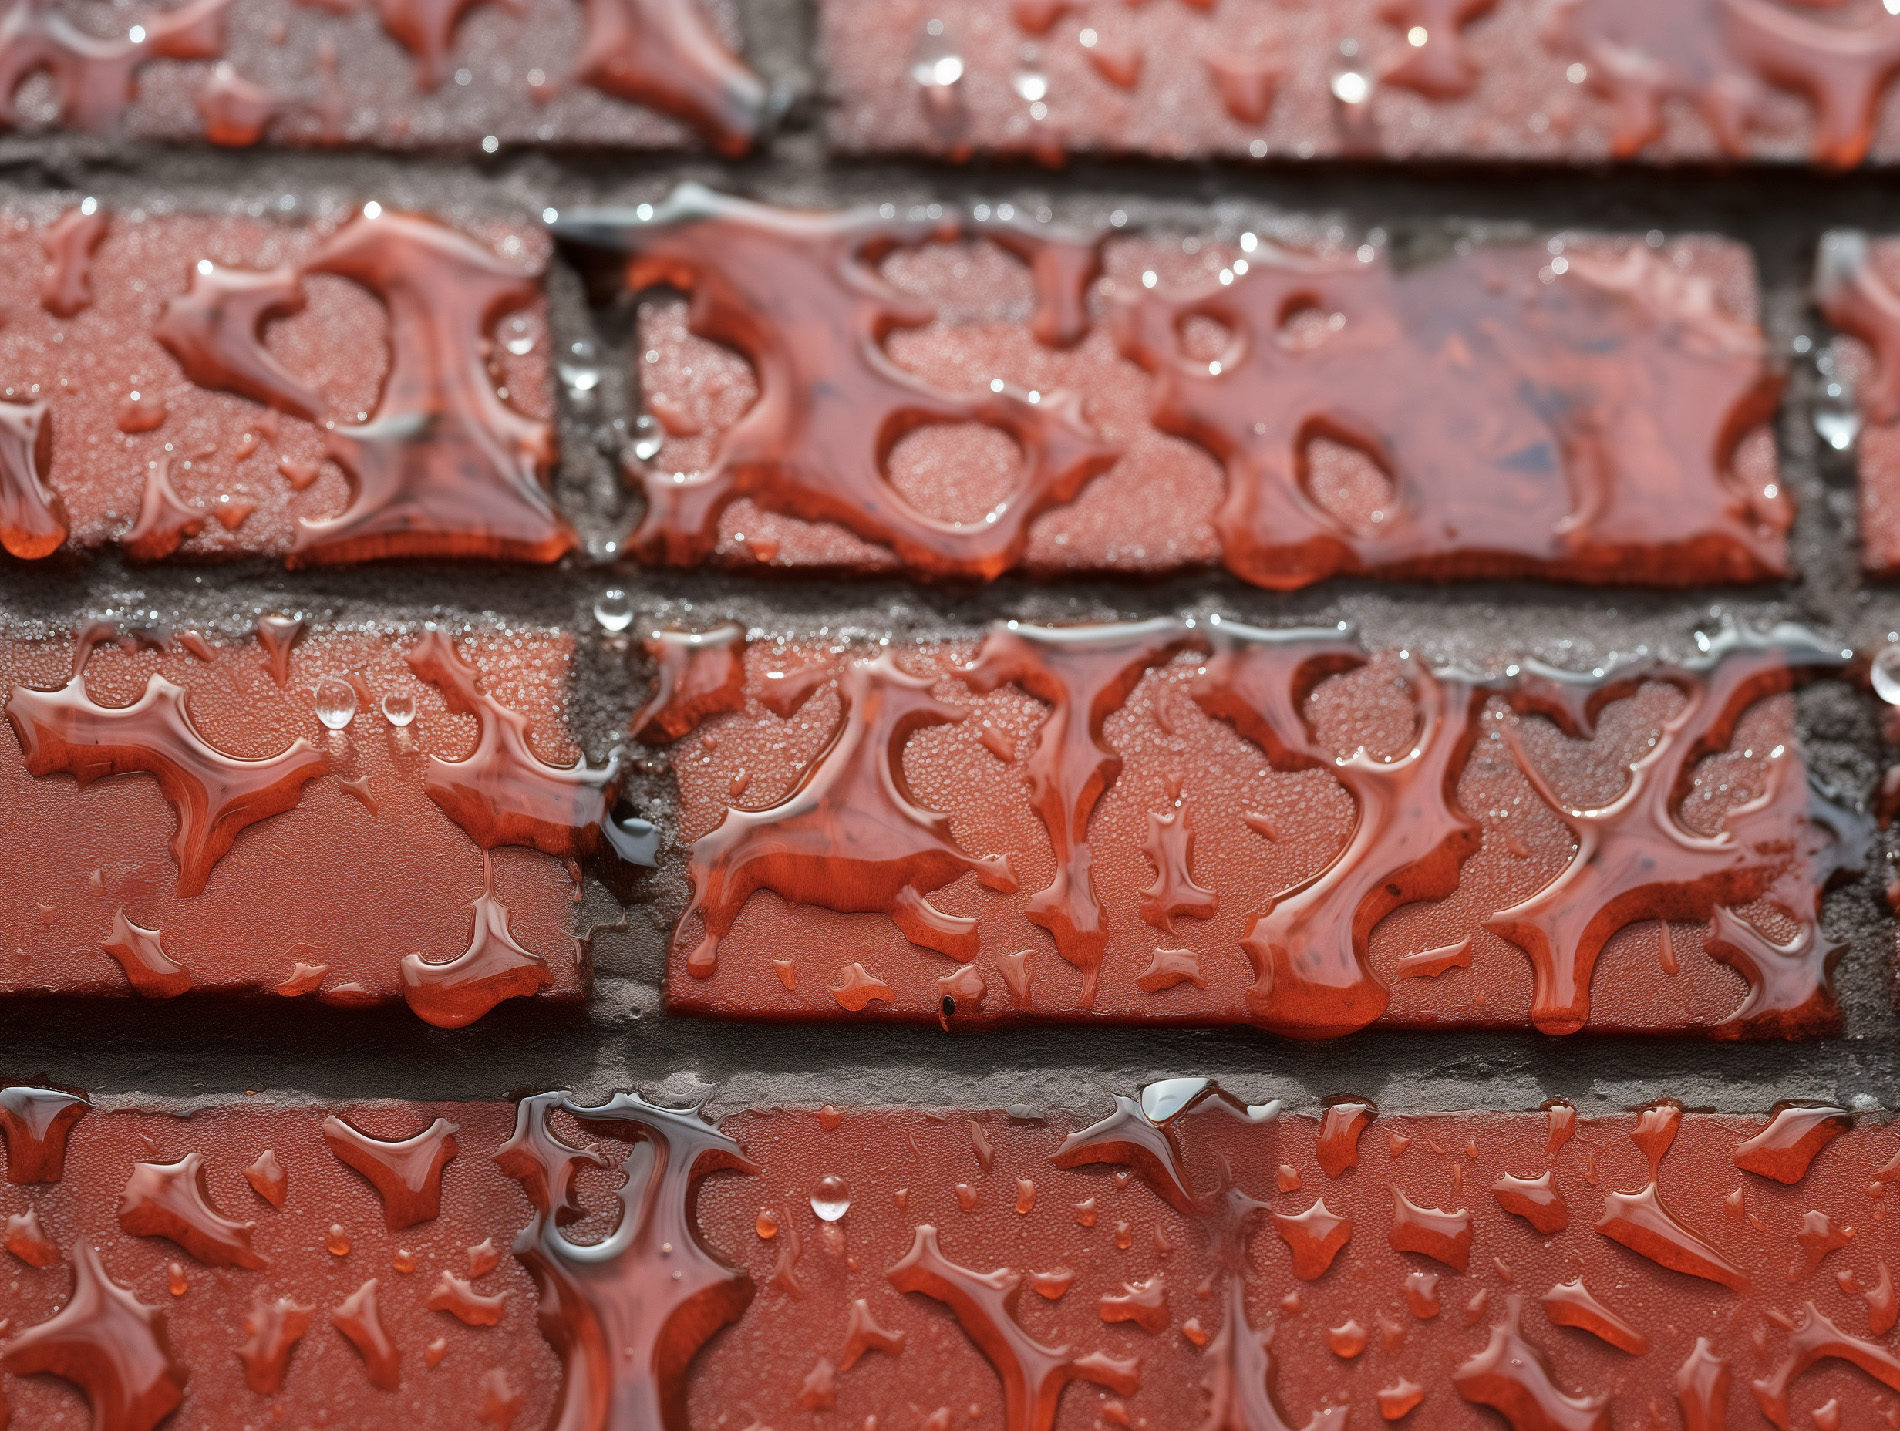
[3,10,1900,1122]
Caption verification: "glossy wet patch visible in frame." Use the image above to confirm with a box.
[0,205,567,565]
[559,190,1790,590]
[652,618,1866,1038]
[0,619,608,1024]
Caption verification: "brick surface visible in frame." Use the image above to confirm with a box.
[0,1090,556,1429]
[566,190,1791,589]
[823,0,1900,168]
[4,4,1900,1427]
[702,1093,1900,1431]
[648,617,1868,1039]
[0,618,637,1024]
[0,203,568,566]
[0,0,766,152]
[7,1084,1899,1431]
[1814,233,1900,577]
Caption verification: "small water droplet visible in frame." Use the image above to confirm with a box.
[326,1223,351,1256]
[594,589,634,632]
[558,342,603,406]
[756,1209,780,1239]
[381,692,416,727]
[167,1261,187,1296]
[392,1248,416,1273]
[811,1175,851,1222]
[631,413,663,462]
[314,677,357,731]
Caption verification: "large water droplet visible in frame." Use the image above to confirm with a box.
[1815,407,1861,451]
[315,677,358,730]
[911,21,964,89]
[913,52,964,87]
[810,1175,851,1222]
[1874,646,1900,706]
[594,589,634,633]
[381,692,416,727]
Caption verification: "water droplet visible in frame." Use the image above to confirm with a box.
[631,413,663,462]
[1331,70,1370,104]
[326,1223,351,1256]
[1875,647,1900,706]
[167,1261,187,1296]
[381,691,416,727]
[558,342,603,406]
[756,1209,780,1239]
[314,677,357,730]
[913,51,964,87]
[1815,407,1861,450]
[594,589,634,633]
[392,1248,416,1273]
[811,1175,851,1222]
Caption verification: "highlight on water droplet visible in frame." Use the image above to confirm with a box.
[1874,645,1900,706]
[811,1175,851,1222]
[314,677,357,731]
[631,413,663,462]
[381,691,417,727]
[594,589,634,633]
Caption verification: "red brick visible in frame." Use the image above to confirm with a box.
[0,203,570,566]
[566,189,1790,589]
[7,1084,1893,1431]
[0,618,634,1024]
[0,0,765,153]
[695,1094,1900,1431]
[824,0,1900,168]
[0,1090,555,1428]
[1813,232,1900,576]
[649,617,1866,1038]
